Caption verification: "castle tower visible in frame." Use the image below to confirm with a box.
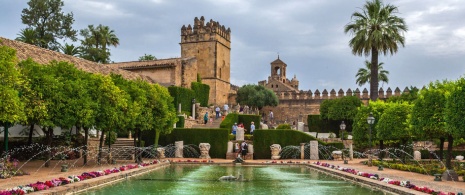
[180,16,231,105]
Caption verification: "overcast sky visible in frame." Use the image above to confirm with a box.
[1,0,464,92]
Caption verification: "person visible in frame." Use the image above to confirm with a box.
[241,141,248,157]
[269,111,274,123]
[223,104,229,115]
[215,106,220,119]
[232,123,238,135]
[204,111,208,124]
[238,122,244,128]
[250,122,255,134]
[235,142,240,157]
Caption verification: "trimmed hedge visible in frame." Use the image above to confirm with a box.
[176,115,185,128]
[220,113,239,130]
[168,86,195,113]
[253,129,325,159]
[307,114,350,136]
[191,82,210,107]
[157,128,229,158]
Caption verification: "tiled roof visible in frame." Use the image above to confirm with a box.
[112,58,180,69]
[0,36,151,82]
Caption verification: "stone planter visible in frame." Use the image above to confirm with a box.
[61,164,68,172]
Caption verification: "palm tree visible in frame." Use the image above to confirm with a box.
[80,24,119,63]
[344,0,407,101]
[60,43,82,56]
[16,28,38,45]
[355,60,389,87]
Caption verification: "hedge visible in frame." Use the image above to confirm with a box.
[168,86,195,113]
[307,115,350,136]
[220,113,260,135]
[156,128,229,158]
[191,82,210,107]
[253,129,326,159]
[176,115,185,128]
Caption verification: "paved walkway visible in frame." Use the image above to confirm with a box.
[1,158,464,194]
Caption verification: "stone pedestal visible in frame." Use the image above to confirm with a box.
[157,148,166,159]
[270,144,281,160]
[442,169,459,181]
[414,150,421,161]
[199,143,211,159]
[456,155,464,161]
[297,122,304,131]
[236,127,245,141]
[175,141,183,158]
[332,151,343,160]
[310,141,319,160]
[227,141,233,153]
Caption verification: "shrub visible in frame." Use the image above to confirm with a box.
[191,82,210,107]
[176,115,185,128]
[276,124,291,129]
[168,86,195,113]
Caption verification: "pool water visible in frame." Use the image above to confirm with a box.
[81,165,384,195]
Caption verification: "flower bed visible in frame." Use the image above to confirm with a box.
[0,160,163,195]
[314,161,457,195]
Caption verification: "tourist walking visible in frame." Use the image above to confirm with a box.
[232,123,238,135]
[269,111,274,124]
[250,122,255,134]
[241,141,248,157]
[204,112,209,124]
[223,103,229,115]
[215,106,220,119]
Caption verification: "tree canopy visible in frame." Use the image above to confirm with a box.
[20,0,77,50]
[344,0,407,101]
[236,84,278,110]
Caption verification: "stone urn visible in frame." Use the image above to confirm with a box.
[61,164,68,172]
[157,147,166,159]
[456,155,464,161]
[270,144,281,160]
[199,143,211,159]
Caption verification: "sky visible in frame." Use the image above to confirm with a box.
[1,0,465,92]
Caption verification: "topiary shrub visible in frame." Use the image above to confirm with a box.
[176,115,185,128]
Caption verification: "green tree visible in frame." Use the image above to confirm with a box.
[411,81,449,161]
[80,24,119,63]
[355,60,389,87]
[138,54,157,61]
[352,100,387,149]
[344,0,408,101]
[444,78,465,171]
[236,84,279,111]
[149,84,177,149]
[20,0,77,50]
[386,86,419,103]
[376,102,412,161]
[320,96,363,121]
[0,46,26,153]
[15,28,38,45]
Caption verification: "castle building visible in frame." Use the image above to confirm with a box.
[113,16,231,105]
[259,57,410,128]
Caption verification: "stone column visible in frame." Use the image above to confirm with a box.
[178,103,181,114]
[175,141,183,158]
[414,151,421,160]
[310,140,319,160]
[192,104,195,119]
[227,141,233,153]
[349,143,353,160]
[300,143,305,159]
[236,127,245,141]
[298,122,304,131]
[248,144,254,154]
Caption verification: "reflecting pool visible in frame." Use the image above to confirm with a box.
[81,165,384,195]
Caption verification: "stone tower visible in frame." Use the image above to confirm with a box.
[271,56,287,82]
[180,16,231,105]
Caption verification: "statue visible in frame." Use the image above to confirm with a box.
[270,144,281,160]
[199,143,211,159]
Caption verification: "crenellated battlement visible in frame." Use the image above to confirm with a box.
[181,16,231,43]
[274,87,411,100]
